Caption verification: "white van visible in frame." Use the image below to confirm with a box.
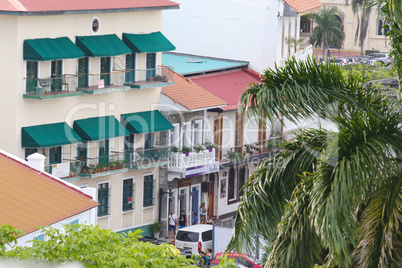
[175,224,213,255]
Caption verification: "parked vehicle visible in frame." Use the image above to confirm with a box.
[213,252,262,268]
[355,56,377,65]
[367,52,392,65]
[175,224,213,255]
[329,58,349,65]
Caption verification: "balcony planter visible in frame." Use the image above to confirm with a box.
[35,86,44,96]
[162,75,169,82]
[181,146,192,157]
[147,76,155,82]
[203,142,215,152]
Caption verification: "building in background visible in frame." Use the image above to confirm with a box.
[303,0,391,53]
[0,0,178,236]
[163,0,321,72]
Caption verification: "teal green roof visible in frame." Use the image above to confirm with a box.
[123,32,175,53]
[22,122,82,148]
[24,37,85,61]
[76,34,131,57]
[121,110,173,134]
[162,53,248,75]
[73,116,129,141]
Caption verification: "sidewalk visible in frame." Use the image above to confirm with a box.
[313,48,361,60]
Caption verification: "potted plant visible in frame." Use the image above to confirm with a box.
[147,76,155,82]
[88,164,96,174]
[181,146,192,156]
[162,75,169,82]
[155,75,162,81]
[203,141,215,152]
[110,161,117,170]
[149,221,161,239]
[193,144,205,153]
[82,165,88,174]
[171,146,180,153]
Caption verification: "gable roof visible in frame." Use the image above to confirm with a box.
[0,150,98,235]
[162,69,227,111]
[0,0,179,14]
[282,0,322,15]
[191,68,260,111]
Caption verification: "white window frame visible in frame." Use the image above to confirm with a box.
[97,180,111,218]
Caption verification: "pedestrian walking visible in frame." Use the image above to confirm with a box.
[167,209,177,238]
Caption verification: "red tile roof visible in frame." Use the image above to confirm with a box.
[0,151,98,235]
[191,68,261,111]
[282,0,322,14]
[0,0,179,12]
[162,69,227,111]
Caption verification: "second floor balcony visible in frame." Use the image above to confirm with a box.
[168,147,217,173]
[78,152,128,179]
[45,159,84,182]
[125,145,171,170]
[123,66,174,89]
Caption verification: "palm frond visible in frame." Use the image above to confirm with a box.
[227,129,330,255]
[353,176,402,267]
[267,176,323,268]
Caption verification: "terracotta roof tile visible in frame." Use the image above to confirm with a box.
[282,0,322,14]
[0,151,98,235]
[0,0,179,12]
[191,68,261,111]
[162,69,227,111]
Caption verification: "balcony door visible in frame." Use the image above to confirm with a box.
[125,53,136,83]
[26,61,38,93]
[146,53,156,79]
[124,134,135,164]
[51,60,62,91]
[78,57,89,88]
[100,57,111,86]
[99,139,109,164]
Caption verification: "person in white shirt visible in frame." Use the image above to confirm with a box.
[167,209,177,238]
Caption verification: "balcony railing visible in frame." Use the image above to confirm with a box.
[45,160,84,180]
[24,75,83,99]
[220,137,281,163]
[125,146,171,169]
[124,66,174,89]
[76,71,130,94]
[79,152,128,178]
[168,148,216,172]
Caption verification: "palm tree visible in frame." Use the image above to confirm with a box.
[309,7,345,60]
[346,0,377,56]
[227,57,402,267]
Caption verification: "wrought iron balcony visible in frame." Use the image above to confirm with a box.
[23,75,83,100]
[44,160,84,182]
[168,148,217,172]
[123,66,174,89]
[125,145,171,170]
[78,152,128,178]
[75,71,131,94]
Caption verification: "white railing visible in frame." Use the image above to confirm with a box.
[168,148,216,171]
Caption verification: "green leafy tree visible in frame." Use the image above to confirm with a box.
[309,7,345,59]
[0,224,236,267]
[227,57,402,267]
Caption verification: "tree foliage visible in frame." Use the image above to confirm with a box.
[309,7,345,59]
[229,56,402,267]
[0,224,235,267]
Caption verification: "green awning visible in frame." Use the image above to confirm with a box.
[24,37,85,61]
[121,110,173,134]
[73,116,129,141]
[76,34,131,57]
[22,122,82,148]
[122,32,175,53]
